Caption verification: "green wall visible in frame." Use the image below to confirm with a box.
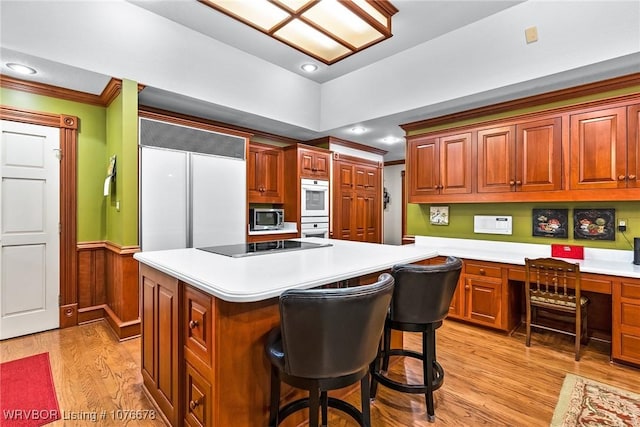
[105,79,139,246]
[407,202,640,251]
[2,81,139,246]
[1,87,107,242]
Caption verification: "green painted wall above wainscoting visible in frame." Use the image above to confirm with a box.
[407,201,640,251]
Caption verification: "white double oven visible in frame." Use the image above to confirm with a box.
[300,178,329,239]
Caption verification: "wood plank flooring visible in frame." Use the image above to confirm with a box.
[1,319,639,426]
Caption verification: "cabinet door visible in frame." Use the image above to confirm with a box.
[612,279,640,365]
[448,280,464,319]
[312,152,330,179]
[440,133,472,195]
[408,136,439,198]
[353,192,368,241]
[477,126,515,193]
[184,362,212,427]
[516,117,562,192]
[627,104,639,188]
[336,162,355,191]
[364,192,380,243]
[184,286,213,366]
[140,265,179,426]
[570,107,627,189]
[464,276,502,328]
[248,147,283,202]
[299,149,330,179]
[335,190,354,240]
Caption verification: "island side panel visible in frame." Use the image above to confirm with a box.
[213,296,307,427]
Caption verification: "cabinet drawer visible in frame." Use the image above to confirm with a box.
[184,286,213,366]
[621,301,640,329]
[620,334,640,365]
[184,362,212,427]
[621,281,640,299]
[464,262,502,278]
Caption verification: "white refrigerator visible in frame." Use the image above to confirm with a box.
[140,146,246,252]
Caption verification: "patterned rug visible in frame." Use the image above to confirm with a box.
[551,373,640,426]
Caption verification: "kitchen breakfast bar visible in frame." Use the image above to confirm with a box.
[133,238,438,426]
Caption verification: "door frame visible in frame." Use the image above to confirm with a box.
[1,106,78,328]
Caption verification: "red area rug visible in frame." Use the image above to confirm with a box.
[551,373,640,426]
[0,352,60,427]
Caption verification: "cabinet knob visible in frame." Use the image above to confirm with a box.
[515,180,522,185]
[189,399,200,410]
[312,168,317,172]
[479,269,485,275]
[618,175,627,181]
[629,174,637,180]
[509,180,515,186]
[464,284,470,290]
[189,320,199,330]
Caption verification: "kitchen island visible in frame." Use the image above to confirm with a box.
[133,238,437,426]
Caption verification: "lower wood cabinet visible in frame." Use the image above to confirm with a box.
[184,362,212,427]
[613,278,640,366]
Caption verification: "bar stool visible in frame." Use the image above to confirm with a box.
[370,257,462,422]
[265,273,395,427]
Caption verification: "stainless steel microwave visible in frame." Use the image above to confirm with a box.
[249,208,284,231]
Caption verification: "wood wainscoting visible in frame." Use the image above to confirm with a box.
[75,241,140,340]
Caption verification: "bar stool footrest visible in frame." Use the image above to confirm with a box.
[276,397,365,426]
[374,349,444,394]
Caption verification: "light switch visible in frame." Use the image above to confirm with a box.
[525,26,538,44]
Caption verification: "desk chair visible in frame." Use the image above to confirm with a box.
[370,257,462,422]
[265,273,394,427]
[525,257,589,361]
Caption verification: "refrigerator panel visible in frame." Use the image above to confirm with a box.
[140,147,188,251]
[191,153,246,248]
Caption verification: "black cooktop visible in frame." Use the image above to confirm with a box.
[198,240,332,258]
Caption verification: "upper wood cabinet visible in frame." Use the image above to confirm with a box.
[477,118,562,193]
[406,94,640,203]
[407,132,472,199]
[299,147,330,180]
[247,143,284,203]
[570,107,628,190]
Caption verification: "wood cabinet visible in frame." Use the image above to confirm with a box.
[613,278,640,366]
[183,285,214,427]
[299,146,330,180]
[406,94,640,203]
[447,260,512,331]
[248,143,284,203]
[477,118,562,193]
[140,265,180,426]
[333,154,382,243]
[407,132,472,198]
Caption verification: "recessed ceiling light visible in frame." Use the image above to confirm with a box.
[6,62,37,75]
[301,63,318,73]
[382,136,401,144]
[351,126,366,134]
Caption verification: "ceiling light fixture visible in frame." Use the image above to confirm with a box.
[199,0,398,65]
[301,63,318,72]
[351,126,366,134]
[6,62,37,75]
[382,136,401,144]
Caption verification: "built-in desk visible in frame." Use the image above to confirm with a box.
[414,236,640,368]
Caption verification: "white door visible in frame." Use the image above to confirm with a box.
[0,121,60,339]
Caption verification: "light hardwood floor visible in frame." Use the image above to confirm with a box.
[1,319,639,426]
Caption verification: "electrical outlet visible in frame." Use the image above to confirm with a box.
[618,219,627,232]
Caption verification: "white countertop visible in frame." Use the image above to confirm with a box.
[134,238,437,302]
[414,236,640,278]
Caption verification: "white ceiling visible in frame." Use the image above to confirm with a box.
[1,0,639,161]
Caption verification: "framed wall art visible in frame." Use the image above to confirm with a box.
[573,208,615,241]
[430,206,449,225]
[532,208,568,238]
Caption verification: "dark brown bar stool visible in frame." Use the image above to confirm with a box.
[265,273,394,427]
[370,257,462,423]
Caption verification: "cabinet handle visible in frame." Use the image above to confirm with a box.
[189,320,199,330]
[189,399,200,410]
[629,174,637,180]
[618,175,626,181]
[509,180,515,186]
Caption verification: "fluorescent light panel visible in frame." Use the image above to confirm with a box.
[199,0,397,65]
